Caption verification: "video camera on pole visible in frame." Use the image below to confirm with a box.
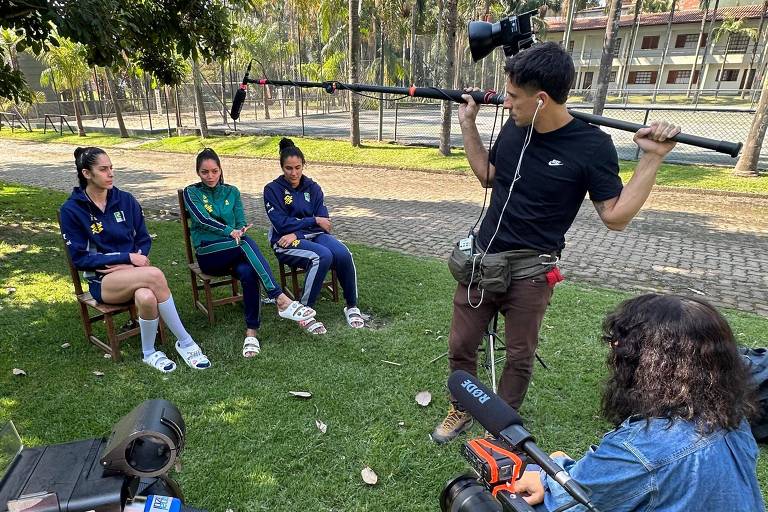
[0,400,206,512]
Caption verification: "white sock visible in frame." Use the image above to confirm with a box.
[139,317,159,358]
[157,295,193,347]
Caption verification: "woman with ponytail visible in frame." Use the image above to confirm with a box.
[264,138,364,331]
[59,147,210,372]
[184,148,321,354]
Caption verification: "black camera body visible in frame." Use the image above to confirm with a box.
[0,400,186,512]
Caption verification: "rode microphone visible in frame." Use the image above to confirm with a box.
[448,370,600,512]
[229,61,252,120]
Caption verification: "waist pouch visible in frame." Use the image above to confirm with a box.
[448,245,558,294]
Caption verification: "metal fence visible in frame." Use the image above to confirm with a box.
[2,79,761,168]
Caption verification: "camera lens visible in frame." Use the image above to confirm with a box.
[440,474,502,512]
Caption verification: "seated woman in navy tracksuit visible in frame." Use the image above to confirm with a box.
[59,147,209,373]
[264,138,364,332]
[183,148,320,353]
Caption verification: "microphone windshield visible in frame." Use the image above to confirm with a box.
[447,370,523,436]
[230,86,247,120]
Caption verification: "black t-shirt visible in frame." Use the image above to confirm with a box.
[477,117,622,253]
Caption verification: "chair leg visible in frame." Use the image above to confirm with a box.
[190,270,200,306]
[104,313,121,362]
[232,276,240,296]
[203,280,215,325]
[158,318,167,345]
[78,302,93,345]
[290,267,301,300]
[331,269,340,302]
[279,263,288,292]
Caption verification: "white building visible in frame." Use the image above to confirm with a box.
[544,3,768,94]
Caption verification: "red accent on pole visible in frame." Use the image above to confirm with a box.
[409,85,417,96]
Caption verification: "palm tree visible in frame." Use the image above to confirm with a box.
[712,16,757,98]
[691,0,720,99]
[39,36,90,136]
[651,0,677,103]
[349,0,361,146]
[191,56,208,138]
[733,74,766,177]
[439,0,458,156]
[0,28,23,72]
[102,67,129,138]
[592,0,622,115]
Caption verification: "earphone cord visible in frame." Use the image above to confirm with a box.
[468,100,542,309]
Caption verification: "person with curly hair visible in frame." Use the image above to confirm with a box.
[515,294,764,511]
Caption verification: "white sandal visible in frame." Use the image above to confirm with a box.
[344,307,365,329]
[242,336,261,357]
[278,301,316,322]
[175,340,211,369]
[299,318,327,335]
[143,350,176,373]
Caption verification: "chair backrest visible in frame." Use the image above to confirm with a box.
[56,210,85,296]
[177,189,196,265]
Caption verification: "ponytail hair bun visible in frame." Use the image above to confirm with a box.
[278,137,305,167]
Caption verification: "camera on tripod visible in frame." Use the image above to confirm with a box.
[0,399,202,512]
[440,436,535,512]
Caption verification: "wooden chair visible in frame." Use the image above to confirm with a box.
[177,189,243,324]
[278,262,340,303]
[57,211,165,362]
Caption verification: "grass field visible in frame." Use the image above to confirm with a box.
[1,129,766,195]
[1,181,767,510]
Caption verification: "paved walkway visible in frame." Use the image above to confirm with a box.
[1,139,766,316]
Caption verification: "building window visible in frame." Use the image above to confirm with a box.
[674,33,705,48]
[641,35,660,50]
[716,69,739,81]
[582,71,594,89]
[613,37,622,57]
[666,69,698,84]
[628,71,657,84]
[609,71,617,82]
[568,40,575,53]
[727,34,750,53]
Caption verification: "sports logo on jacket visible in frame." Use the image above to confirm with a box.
[113,211,125,223]
[304,192,310,202]
[291,239,300,247]
[284,194,293,205]
[91,222,104,234]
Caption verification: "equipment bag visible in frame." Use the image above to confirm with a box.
[740,347,768,442]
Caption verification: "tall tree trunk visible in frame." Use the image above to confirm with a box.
[694,0,721,100]
[439,0,458,156]
[618,0,642,96]
[734,76,767,176]
[652,0,677,103]
[409,1,419,85]
[104,68,129,138]
[687,0,712,97]
[349,0,361,146]
[377,19,385,141]
[593,0,622,115]
[434,0,444,85]
[742,0,768,98]
[72,86,86,136]
[563,0,577,49]
[192,57,209,138]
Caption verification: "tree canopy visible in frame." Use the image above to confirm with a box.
[1,0,246,102]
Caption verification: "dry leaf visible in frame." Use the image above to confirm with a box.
[93,371,105,377]
[381,360,401,366]
[289,391,312,399]
[315,419,328,434]
[171,261,178,266]
[149,233,158,239]
[415,391,432,407]
[61,342,71,349]
[103,353,112,359]
[361,466,378,485]
[12,368,26,376]
[398,421,405,427]
[6,287,16,294]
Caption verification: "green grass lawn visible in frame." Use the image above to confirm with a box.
[1,181,767,509]
[2,129,767,195]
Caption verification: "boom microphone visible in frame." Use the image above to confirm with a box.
[229,61,252,120]
[448,370,600,512]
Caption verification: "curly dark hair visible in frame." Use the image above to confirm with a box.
[601,293,757,433]
[503,41,574,104]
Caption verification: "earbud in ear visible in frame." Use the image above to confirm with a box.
[536,97,544,107]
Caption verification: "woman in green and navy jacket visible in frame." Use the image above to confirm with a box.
[60,147,209,373]
[183,149,322,356]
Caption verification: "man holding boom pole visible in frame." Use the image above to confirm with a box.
[433,41,682,444]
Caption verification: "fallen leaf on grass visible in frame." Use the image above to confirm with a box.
[315,419,328,434]
[415,391,432,407]
[398,421,405,427]
[361,466,378,485]
[61,342,71,349]
[6,287,16,294]
[171,261,178,266]
[93,371,105,377]
[289,391,312,399]
[381,360,401,366]
[149,233,158,239]
[12,368,26,376]
[103,353,112,359]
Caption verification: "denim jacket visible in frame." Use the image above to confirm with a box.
[539,417,764,512]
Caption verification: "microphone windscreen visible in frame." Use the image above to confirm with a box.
[230,87,247,120]
[447,370,523,436]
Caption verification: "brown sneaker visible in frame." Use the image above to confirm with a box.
[431,404,473,444]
